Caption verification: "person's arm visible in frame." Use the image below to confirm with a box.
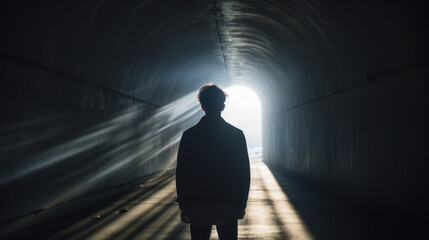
[237,132,251,213]
[238,208,246,219]
[176,133,191,223]
[176,133,187,210]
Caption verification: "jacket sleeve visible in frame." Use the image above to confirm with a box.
[237,131,251,209]
[175,133,188,209]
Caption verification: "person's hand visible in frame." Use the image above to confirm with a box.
[180,210,190,223]
[238,208,245,219]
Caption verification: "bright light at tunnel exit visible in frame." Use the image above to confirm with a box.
[222,86,262,157]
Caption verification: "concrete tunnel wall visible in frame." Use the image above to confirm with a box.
[0,0,222,232]
[259,1,429,215]
[0,0,427,234]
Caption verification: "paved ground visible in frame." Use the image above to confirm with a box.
[45,158,423,240]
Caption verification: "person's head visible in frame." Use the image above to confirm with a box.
[197,83,228,115]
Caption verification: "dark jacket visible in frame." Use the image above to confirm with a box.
[176,115,250,210]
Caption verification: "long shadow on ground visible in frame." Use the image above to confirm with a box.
[266,163,425,240]
[2,171,175,240]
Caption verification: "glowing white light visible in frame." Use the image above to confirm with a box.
[222,86,262,150]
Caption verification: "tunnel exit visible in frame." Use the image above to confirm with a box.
[222,86,262,160]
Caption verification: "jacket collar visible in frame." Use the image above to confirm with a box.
[198,114,225,125]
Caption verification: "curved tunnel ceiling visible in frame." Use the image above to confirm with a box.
[0,0,427,229]
[1,0,425,109]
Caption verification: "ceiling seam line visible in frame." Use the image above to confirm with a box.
[212,0,229,78]
[0,52,161,108]
[266,57,429,117]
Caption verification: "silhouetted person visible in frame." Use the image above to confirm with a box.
[176,83,251,240]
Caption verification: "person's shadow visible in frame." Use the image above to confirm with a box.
[265,162,423,240]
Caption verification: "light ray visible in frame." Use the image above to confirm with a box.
[0,90,202,220]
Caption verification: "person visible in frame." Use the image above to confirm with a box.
[176,83,251,240]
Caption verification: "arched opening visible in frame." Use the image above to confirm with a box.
[222,86,262,161]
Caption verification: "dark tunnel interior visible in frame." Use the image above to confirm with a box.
[0,0,428,239]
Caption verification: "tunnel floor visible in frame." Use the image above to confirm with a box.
[24,158,420,240]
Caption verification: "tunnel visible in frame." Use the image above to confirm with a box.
[0,0,427,239]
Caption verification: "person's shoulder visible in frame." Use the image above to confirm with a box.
[223,121,244,135]
[183,124,200,135]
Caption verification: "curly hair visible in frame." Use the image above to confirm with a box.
[197,83,228,112]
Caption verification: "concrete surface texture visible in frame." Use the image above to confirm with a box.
[44,159,423,240]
